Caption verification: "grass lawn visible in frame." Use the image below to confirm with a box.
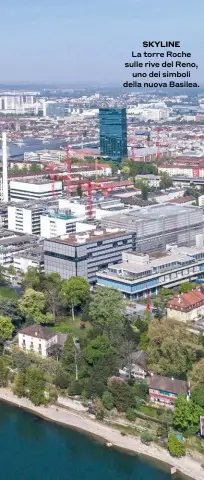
[52,316,92,339]
[0,286,18,299]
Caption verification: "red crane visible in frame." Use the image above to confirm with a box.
[44,162,65,197]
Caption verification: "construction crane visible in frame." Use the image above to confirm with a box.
[44,162,65,197]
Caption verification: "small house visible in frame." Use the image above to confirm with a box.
[148,375,189,406]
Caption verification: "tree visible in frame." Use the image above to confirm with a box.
[159,172,173,189]
[13,372,26,397]
[189,358,204,386]
[160,288,174,296]
[12,351,31,372]
[0,299,25,332]
[140,430,154,444]
[61,277,90,321]
[102,390,114,410]
[126,408,137,422]
[44,273,63,323]
[108,377,135,412]
[7,265,16,276]
[0,265,6,285]
[22,267,45,291]
[173,396,203,432]
[85,335,114,366]
[89,287,125,341]
[179,282,197,294]
[0,357,9,386]
[133,381,148,400]
[0,315,14,341]
[147,318,203,377]
[18,288,53,324]
[168,434,185,457]
[141,183,149,201]
[191,384,204,407]
[61,336,77,377]
[76,183,83,197]
[25,367,46,405]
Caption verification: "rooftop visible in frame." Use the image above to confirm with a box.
[19,324,55,340]
[149,375,188,395]
[167,288,204,312]
[49,228,129,246]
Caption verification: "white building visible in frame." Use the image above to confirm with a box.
[18,325,58,357]
[13,247,44,273]
[0,95,46,116]
[0,231,38,267]
[40,209,77,238]
[9,179,63,202]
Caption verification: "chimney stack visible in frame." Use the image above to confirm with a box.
[2,132,8,203]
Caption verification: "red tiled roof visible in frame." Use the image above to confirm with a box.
[167,288,204,312]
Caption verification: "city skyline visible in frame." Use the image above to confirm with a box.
[1,0,203,83]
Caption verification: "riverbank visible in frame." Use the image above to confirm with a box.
[0,388,203,480]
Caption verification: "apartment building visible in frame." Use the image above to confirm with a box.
[101,204,204,254]
[44,228,136,283]
[97,247,204,298]
[13,246,44,273]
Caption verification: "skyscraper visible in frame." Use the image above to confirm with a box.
[99,108,128,161]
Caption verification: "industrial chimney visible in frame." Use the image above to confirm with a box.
[2,132,8,203]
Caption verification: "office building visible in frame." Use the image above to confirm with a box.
[9,179,62,202]
[44,228,136,283]
[101,204,204,254]
[97,247,204,299]
[40,209,78,238]
[8,199,58,235]
[99,108,128,161]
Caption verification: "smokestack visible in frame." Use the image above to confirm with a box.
[2,132,8,203]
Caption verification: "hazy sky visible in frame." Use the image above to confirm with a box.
[1,0,204,84]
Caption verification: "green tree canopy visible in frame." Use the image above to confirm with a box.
[89,287,125,341]
[43,273,63,323]
[0,315,14,340]
[178,282,197,294]
[18,288,53,324]
[191,384,204,407]
[85,335,114,365]
[107,377,135,412]
[159,172,173,189]
[25,367,46,405]
[61,276,90,320]
[173,395,203,431]
[147,318,203,377]
[168,434,185,457]
[22,267,45,291]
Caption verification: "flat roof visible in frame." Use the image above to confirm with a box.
[48,228,130,246]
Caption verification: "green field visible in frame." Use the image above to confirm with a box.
[52,317,92,339]
[0,286,18,299]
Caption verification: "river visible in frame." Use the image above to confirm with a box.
[0,402,183,480]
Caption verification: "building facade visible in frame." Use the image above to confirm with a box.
[99,108,128,161]
[97,248,204,298]
[149,375,188,406]
[18,325,58,357]
[40,210,77,238]
[44,228,136,283]
[101,204,204,254]
[9,179,62,202]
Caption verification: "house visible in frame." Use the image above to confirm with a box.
[148,375,189,406]
[18,324,67,358]
[119,350,148,380]
[167,288,204,322]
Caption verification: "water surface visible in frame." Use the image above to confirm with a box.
[0,402,181,480]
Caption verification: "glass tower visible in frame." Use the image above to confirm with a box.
[99,108,128,161]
